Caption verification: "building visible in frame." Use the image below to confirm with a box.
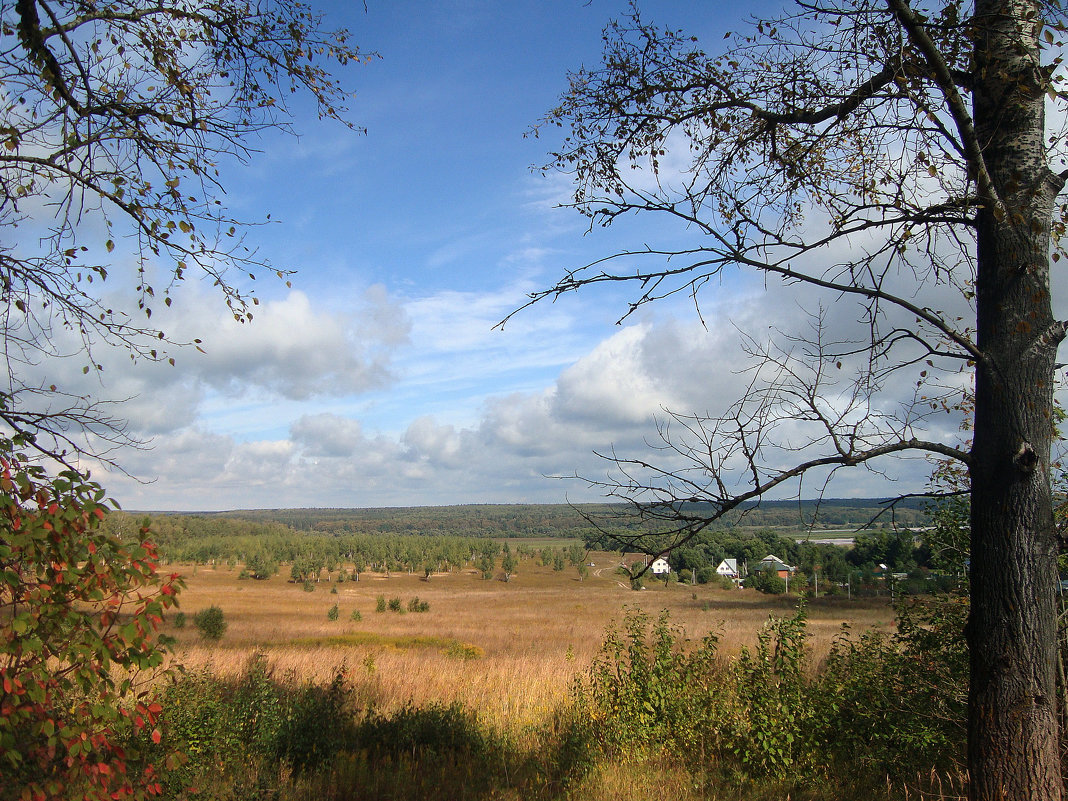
[649,557,671,575]
[758,554,794,579]
[716,558,740,580]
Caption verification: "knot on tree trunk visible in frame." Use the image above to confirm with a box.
[1012,441,1039,473]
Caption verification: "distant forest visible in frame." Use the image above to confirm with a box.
[105,499,936,581]
[148,497,930,537]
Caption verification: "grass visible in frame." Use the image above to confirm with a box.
[166,552,894,730]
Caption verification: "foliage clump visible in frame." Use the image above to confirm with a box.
[0,444,182,801]
[193,605,227,641]
[573,598,968,795]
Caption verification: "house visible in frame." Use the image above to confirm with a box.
[716,558,740,579]
[758,554,794,579]
[649,557,671,575]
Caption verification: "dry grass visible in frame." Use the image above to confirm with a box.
[167,552,895,728]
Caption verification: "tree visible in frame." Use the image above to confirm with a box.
[500,543,517,581]
[520,1,1066,797]
[245,548,278,580]
[0,0,368,464]
[0,441,182,800]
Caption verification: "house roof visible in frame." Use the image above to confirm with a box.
[759,554,792,570]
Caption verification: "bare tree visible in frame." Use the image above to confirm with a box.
[516,1,1067,798]
[0,0,369,464]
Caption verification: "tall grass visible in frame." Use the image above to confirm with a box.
[168,556,894,728]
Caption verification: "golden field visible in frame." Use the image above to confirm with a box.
[166,552,896,730]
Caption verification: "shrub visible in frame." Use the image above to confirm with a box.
[302,580,315,592]
[174,611,187,628]
[744,570,787,594]
[327,604,339,621]
[729,604,815,777]
[375,596,387,612]
[0,444,182,801]
[407,597,430,612]
[578,608,720,758]
[695,566,718,584]
[388,597,403,612]
[194,605,228,640]
[153,655,358,795]
[350,609,362,622]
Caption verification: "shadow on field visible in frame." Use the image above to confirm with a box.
[144,653,593,801]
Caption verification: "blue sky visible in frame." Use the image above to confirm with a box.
[67,0,963,510]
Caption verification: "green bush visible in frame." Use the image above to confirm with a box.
[407,597,430,612]
[327,603,339,621]
[729,605,816,777]
[574,596,968,793]
[375,596,387,612]
[744,570,787,594]
[579,608,721,758]
[388,597,403,612]
[174,611,186,628]
[151,655,359,795]
[193,605,227,640]
[695,566,718,584]
[350,609,363,622]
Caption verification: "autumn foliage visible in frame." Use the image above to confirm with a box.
[0,447,183,800]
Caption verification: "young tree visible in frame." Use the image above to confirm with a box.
[0,0,368,463]
[520,1,1067,798]
[500,543,517,582]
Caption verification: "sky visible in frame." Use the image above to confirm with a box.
[35,0,1008,510]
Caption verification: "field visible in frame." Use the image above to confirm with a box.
[168,552,897,730]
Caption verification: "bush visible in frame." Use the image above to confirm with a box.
[327,604,339,621]
[350,609,363,622]
[388,597,403,612]
[174,611,187,628]
[194,605,228,640]
[579,608,720,758]
[375,596,387,612]
[0,445,182,801]
[744,570,787,594]
[407,597,430,612]
[695,566,718,584]
[154,655,359,795]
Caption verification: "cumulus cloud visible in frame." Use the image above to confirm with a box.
[92,269,975,510]
[291,413,366,458]
[182,287,408,400]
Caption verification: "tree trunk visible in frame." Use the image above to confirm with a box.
[969,1,1064,798]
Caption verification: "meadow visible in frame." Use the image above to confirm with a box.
[170,552,896,727]
[146,551,939,801]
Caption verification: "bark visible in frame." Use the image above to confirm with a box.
[969,1,1064,798]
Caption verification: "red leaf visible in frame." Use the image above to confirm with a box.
[150,728,161,744]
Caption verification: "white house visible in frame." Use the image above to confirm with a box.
[716,558,740,579]
[649,557,671,575]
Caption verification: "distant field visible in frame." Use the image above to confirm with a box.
[167,553,896,729]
